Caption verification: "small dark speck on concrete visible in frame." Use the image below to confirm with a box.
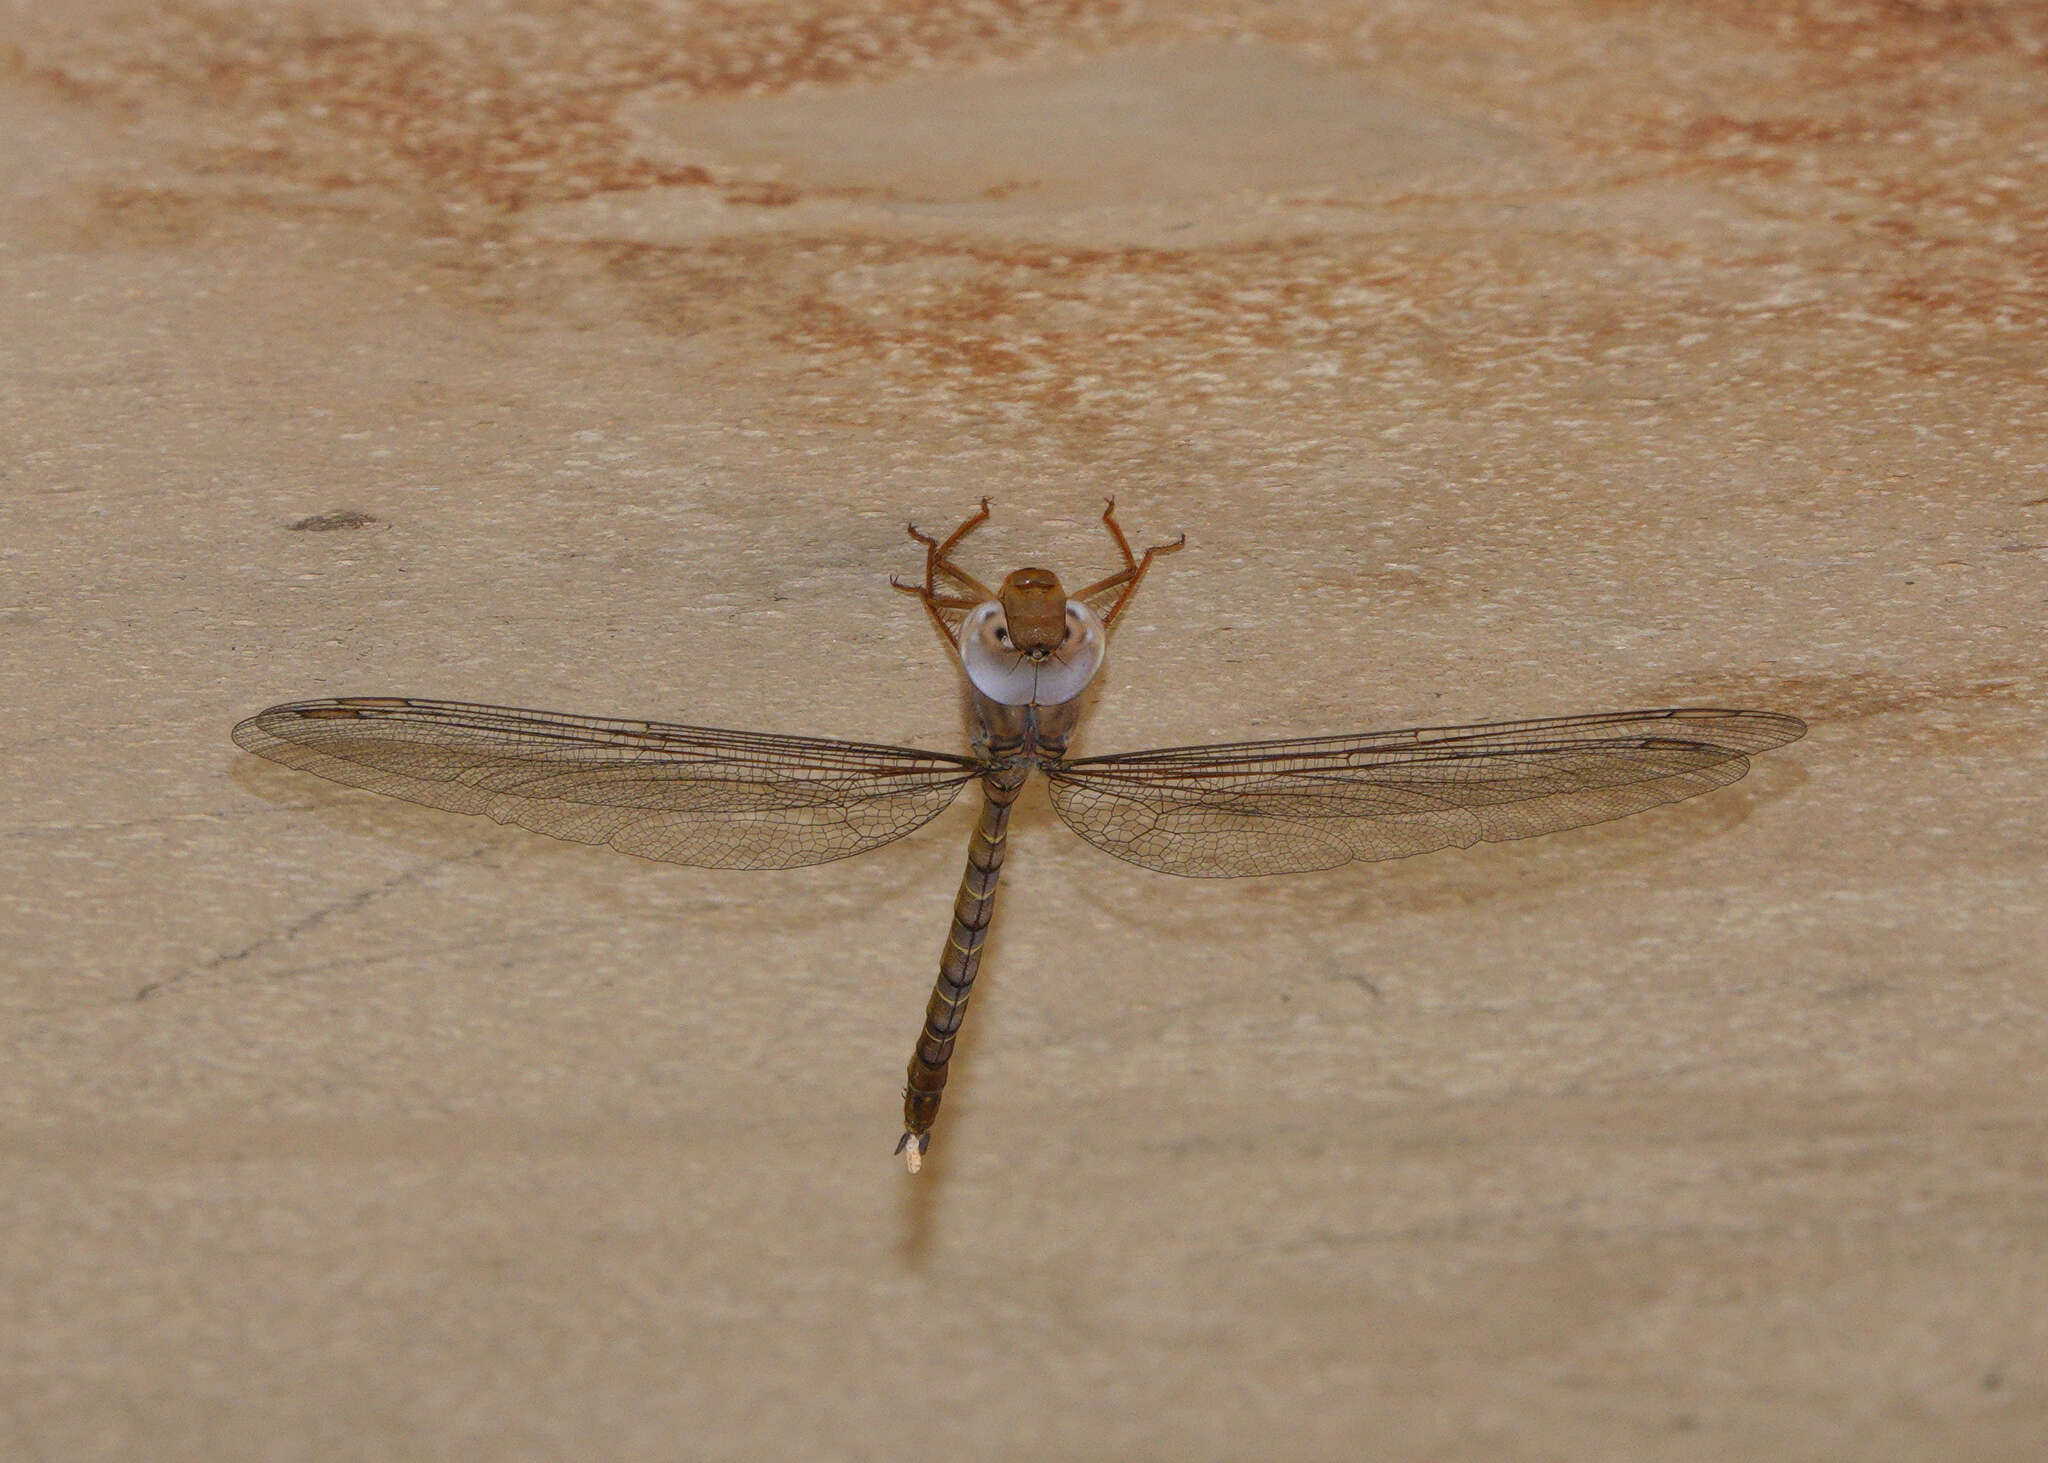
[288,509,379,531]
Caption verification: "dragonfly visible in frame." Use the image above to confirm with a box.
[233,500,1805,1171]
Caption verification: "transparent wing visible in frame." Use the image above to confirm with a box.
[233,697,982,870]
[1047,708,1806,877]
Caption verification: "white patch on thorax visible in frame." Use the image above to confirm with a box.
[960,600,1105,707]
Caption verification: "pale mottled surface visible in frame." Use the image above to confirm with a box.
[3,3,2045,1459]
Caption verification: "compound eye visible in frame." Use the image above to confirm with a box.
[1061,605,1089,647]
[993,625,1010,645]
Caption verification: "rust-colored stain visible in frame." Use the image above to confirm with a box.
[30,1,1150,208]
[1610,3,2048,333]
[1688,0,2040,69]
[590,229,1483,428]
[18,0,2047,405]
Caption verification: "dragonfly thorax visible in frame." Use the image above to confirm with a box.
[960,570,1105,708]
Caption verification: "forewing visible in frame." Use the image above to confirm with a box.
[1048,709,1805,877]
[233,697,980,870]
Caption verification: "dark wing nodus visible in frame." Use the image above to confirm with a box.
[1047,708,1806,877]
[232,697,982,870]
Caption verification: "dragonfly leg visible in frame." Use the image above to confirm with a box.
[894,500,998,649]
[909,499,998,599]
[900,772,1022,1171]
[1073,498,1186,627]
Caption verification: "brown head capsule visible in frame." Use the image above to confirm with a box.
[996,568,1069,658]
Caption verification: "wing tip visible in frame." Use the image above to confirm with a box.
[230,711,281,754]
[1669,707,1807,753]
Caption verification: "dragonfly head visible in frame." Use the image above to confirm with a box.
[960,568,1106,707]
[997,567,1069,658]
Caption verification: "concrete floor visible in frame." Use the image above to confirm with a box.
[3,3,2044,1458]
